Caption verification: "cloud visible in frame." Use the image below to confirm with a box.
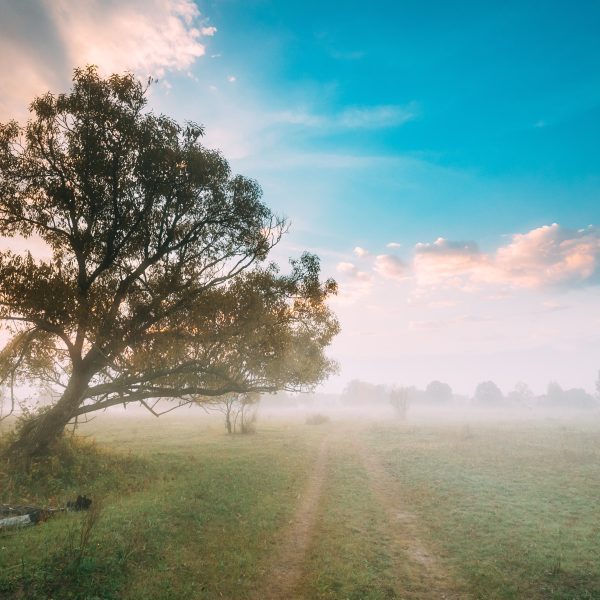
[408,314,493,331]
[353,246,370,258]
[336,261,372,283]
[413,224,600,290]
[373,254,409,281]
[337,105,417,129]
[273,103,417,131]
[0,0,213,119]
[386,242,402,248]
[495,224,600,288]
[414,237,488,288]
[47,0,209,77]
[227,75,237,83]
[334,261,374,304]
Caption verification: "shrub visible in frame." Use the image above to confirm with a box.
[305,413,331,425]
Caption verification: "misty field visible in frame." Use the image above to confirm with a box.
[1,414,599,599]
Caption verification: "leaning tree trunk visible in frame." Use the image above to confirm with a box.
[6,370,92,459]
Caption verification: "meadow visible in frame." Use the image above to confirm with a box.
[0,411,599,599]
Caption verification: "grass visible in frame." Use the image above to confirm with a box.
[1,412,599,598]
[299,435,404,599]
[362,420,600,599]
[0,412,325,599]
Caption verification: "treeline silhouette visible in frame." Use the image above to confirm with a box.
[339,378,599,410]
[261,376,600,411]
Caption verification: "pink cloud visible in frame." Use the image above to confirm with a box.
[337,261,372,283]
[414,238,490,288]
[414,224,600,290]
[373,254,409,281]
[333,261,373,304]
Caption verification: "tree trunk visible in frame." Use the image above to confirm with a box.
[225,405,232,434]
[6,369,93,459]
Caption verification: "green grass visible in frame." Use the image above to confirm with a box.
[300,437,404,599]
[1,414,599,598]
[363,420,600,599]
[0,413,325,599]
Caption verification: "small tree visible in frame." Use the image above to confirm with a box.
[0,67,339,457]
[211,393,259,434]
[424,380,453,403]
[507,381,534,407]
[389,386,409,419]
[473,381,504,406]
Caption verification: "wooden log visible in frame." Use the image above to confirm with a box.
[0,514,32,529]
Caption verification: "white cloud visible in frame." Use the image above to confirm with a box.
[386,242,402,248]
[337,104,417,129]
[0,0,213,119]
[272,103,417,131]
[373,254,409,281]
[353,246,370,258]
[47,0,208,77]
[228,75,237,83]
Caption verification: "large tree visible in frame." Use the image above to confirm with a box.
[0,67,338,457]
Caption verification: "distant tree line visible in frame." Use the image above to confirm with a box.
[338,376,600,410]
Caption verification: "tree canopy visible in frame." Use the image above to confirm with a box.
[0,66,339,456]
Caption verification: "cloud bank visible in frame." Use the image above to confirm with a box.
[336,224,600,299]
[415,224,600,290]
[0,0,214,119]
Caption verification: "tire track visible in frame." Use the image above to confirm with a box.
[256,436,329,600]
[359,441,466,599]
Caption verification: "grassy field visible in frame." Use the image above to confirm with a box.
[1,412,599,599]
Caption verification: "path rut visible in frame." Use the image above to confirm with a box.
[256,436,329,599]
[360,440,465,599]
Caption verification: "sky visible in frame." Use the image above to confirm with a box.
[1,0,600,396]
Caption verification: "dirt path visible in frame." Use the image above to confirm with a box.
[359,441,465,599]
[256,436,329,600]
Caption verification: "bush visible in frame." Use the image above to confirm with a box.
[305,413,331,425]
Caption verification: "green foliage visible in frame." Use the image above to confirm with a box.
[0,66,338,454]
[0,433,153,503]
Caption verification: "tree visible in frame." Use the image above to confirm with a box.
[341,380,388,405]
[507,381,534,407]
[424,380,453,403]
[473,381,504,406]
[210,393,259,434]
[389,386,409,419]
[544,382,596,409]
[0,67,339,457]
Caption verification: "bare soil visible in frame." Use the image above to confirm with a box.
[256,436,329,599]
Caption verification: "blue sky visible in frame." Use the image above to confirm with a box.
[1,0,600,394]
[160,0,600,243]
